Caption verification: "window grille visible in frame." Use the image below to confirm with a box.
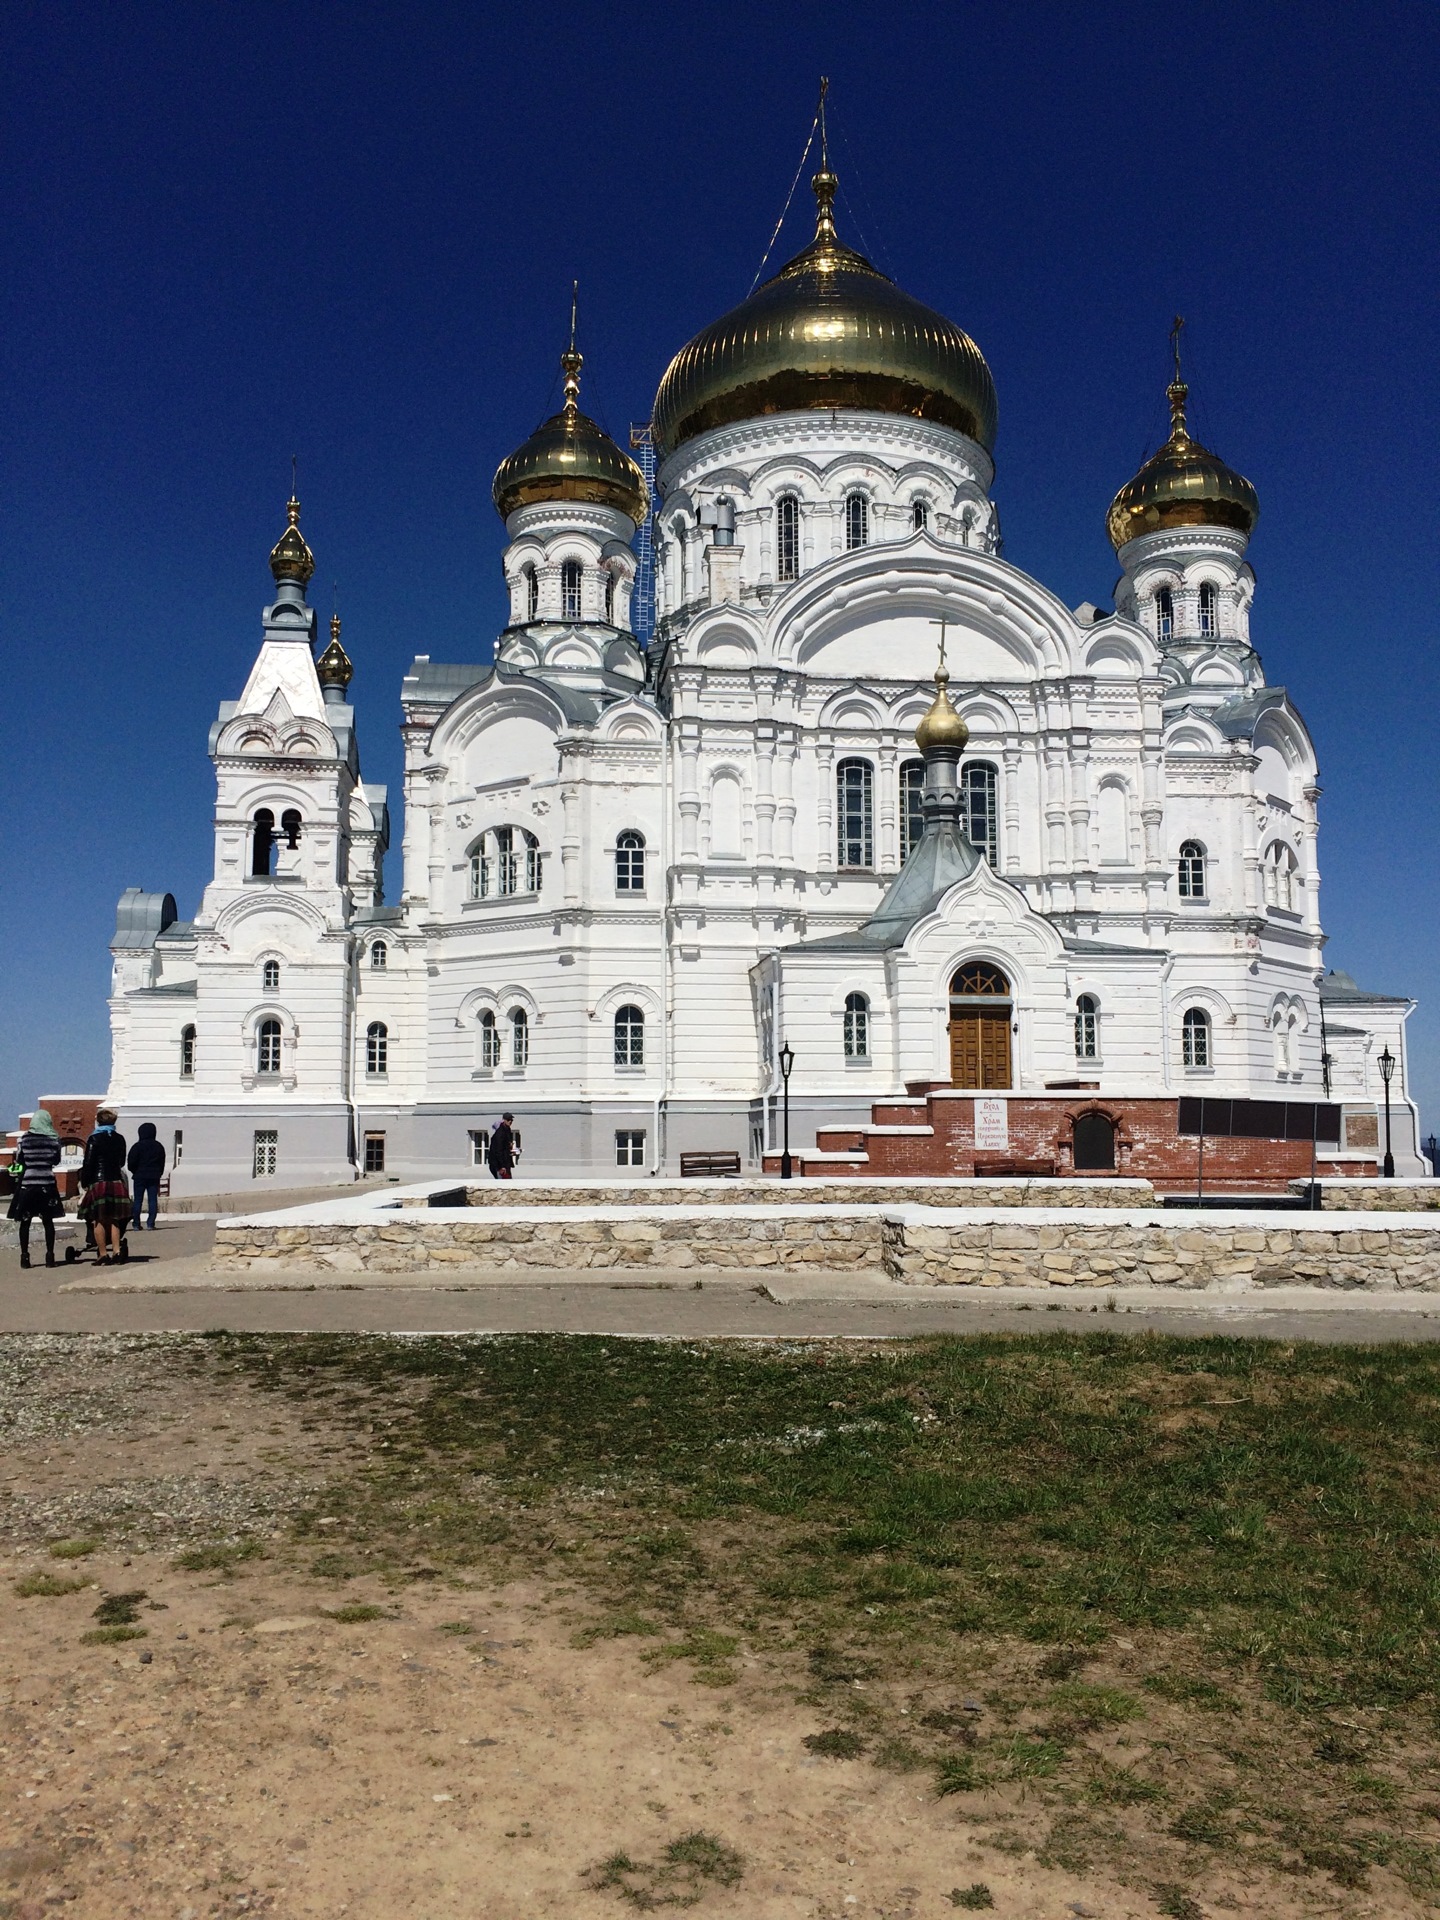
[615,830,646,892]
[911,499,929,531]
[1182,1007,1211,1069]
[1075,994,1099,1059]
[843,992,870,1060]
[525,565,539,620]
[1177,841,1206,899]
[900,758,925,860]
[510,1007,529,1069]
[614,1004,644,1068]
[1155,586,1174,642]
[776,496,799,581]
[479,1010,500,1070]
[179,1025,195,1079]
[845,493,869,550]
[262,959,280,992]
[252,1130,277,1179]
[363,1132,386,1174]
[561,559,582,620]
[836,759,874,867]
[961,762,999,867]
[256,1019,282,1076]
[366,1021,388,1076]
[370,941,387,970]
[1198,582,1218,637]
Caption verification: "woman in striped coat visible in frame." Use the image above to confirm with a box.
[7,1109,64,1268]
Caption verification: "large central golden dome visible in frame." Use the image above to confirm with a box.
[652,172,997,460]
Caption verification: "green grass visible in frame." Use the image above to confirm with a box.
[585,1831,743,1909]
[322,1603,390,1623]
[949,1889,995,1912]
[48,1538,99,1560]
[173,1539,266,1573]
[14,1571,86,1598]
[80,1625,147,1645]
[207,1329,1440,1904]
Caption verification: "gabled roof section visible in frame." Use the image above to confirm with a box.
[1320,968,1413,1009]
[790,822,982,953]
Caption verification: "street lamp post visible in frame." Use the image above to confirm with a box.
[1378,1045,1396,1179]
[778,1041,794,1181]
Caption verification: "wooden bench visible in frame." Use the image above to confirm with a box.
[972,1156,1057,1178]
[679,1151,742,1179]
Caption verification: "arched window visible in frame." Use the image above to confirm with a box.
[604,571,615,623]
[911,499,930,532]
[961,762,999,868]
[1074,994,1099,1060]
[843,991,870,1061]
[470,828,540,899]
[1155,586,1174,643]
[370,940,387,970]
[256,1018,282,1076]
[844,493,869,550]
[899,758,925,861]
[524,564,539,621]
[615,830,646,892]
[776,495,800,581]
[251,808,275,877]
[366,1021,388,1076]
[1264,842,1298,912]
[479,1009,500,1070]
[280,808,302,850]
[561,559,582,620]
[1181,1007,1211,1070]
[510,1007,529,1069]
[179,1025,196,1079]
[836,759,874,868]
[614,1004,644,1068]
[1177,840,1206,900]
[1198,582,1218,637]
[262,959,280,992]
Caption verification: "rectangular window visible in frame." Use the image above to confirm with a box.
[615,1129,646,1168]
[363,1132,386,1175]
[900,759,925,861]
[173,1129,184,1164]
[961,763,999,868]
[470,1128,490,1167]
[252,1130,277,1179]
[836,759,874,868]
[776,497,799,582]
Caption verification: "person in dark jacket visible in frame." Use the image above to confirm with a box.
[127,1123,166,1230]
[79,1108,129,1263]
[7,1108,64,1268]
[486,1113,517,1180]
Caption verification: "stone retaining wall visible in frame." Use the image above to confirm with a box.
[1301,1180,1440,1214]
[883,1209,1440,1291]
[448,1178,1155,1210]
[211,1208,885,1274]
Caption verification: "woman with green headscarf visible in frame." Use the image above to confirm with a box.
[7,1108,64,1268]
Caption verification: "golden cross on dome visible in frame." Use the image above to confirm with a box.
[561,281,582,412]
[931,616,951,683]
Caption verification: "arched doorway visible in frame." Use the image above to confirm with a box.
[949,963,1012,1089]
[1072,1109,1116,1172]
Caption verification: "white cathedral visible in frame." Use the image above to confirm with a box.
[106,167,1423,1191]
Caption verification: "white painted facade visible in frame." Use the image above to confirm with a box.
[107,266,1423,1190]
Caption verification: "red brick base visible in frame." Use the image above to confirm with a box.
[764,1092,1369,1193]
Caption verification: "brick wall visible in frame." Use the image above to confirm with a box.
[767,1092,1370,1193]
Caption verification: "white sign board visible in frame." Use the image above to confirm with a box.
[973,1097,1009,1152]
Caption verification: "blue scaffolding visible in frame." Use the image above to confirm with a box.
[629,423,658,650]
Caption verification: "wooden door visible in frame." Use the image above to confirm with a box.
[949,1009,1012,1089]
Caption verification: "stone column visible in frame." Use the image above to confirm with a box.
[1002,747,1022,874]
[878,745,898,872]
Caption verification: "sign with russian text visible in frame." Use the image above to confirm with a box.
[974,1096,1009,1152]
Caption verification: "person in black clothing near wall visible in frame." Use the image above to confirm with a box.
[486,1113,517,1181]
[7,1108,64,1268]
[127,1123,166,1231]
[79,1108,129,1264]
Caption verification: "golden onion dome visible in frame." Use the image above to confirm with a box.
[914,659,969,753]
[652,171,997,459]
[1107,375,1259,552]
[269,495,315,587]
[493,346,649,525]
[316,612,353,691]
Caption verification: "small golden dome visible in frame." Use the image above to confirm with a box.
[493,345,649,525]
[914,661,969,753]
[1107,376,1258,552]
[316,611,353,690]
[652,171,997,459]
[270,495,315,587]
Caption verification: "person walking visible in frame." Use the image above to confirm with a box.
[6,1108,65,1268]
[127,1123,166,1231]
[486,1112,517,1181]
[78,1108,129,1264]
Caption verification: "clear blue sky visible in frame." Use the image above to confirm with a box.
[2,1,1436,1133]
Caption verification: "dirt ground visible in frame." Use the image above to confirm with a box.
[0,1337,1429,1920]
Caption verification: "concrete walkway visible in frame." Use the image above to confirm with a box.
[1,1216,1438,1342]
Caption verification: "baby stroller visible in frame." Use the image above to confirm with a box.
[64,1217,129,1265]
